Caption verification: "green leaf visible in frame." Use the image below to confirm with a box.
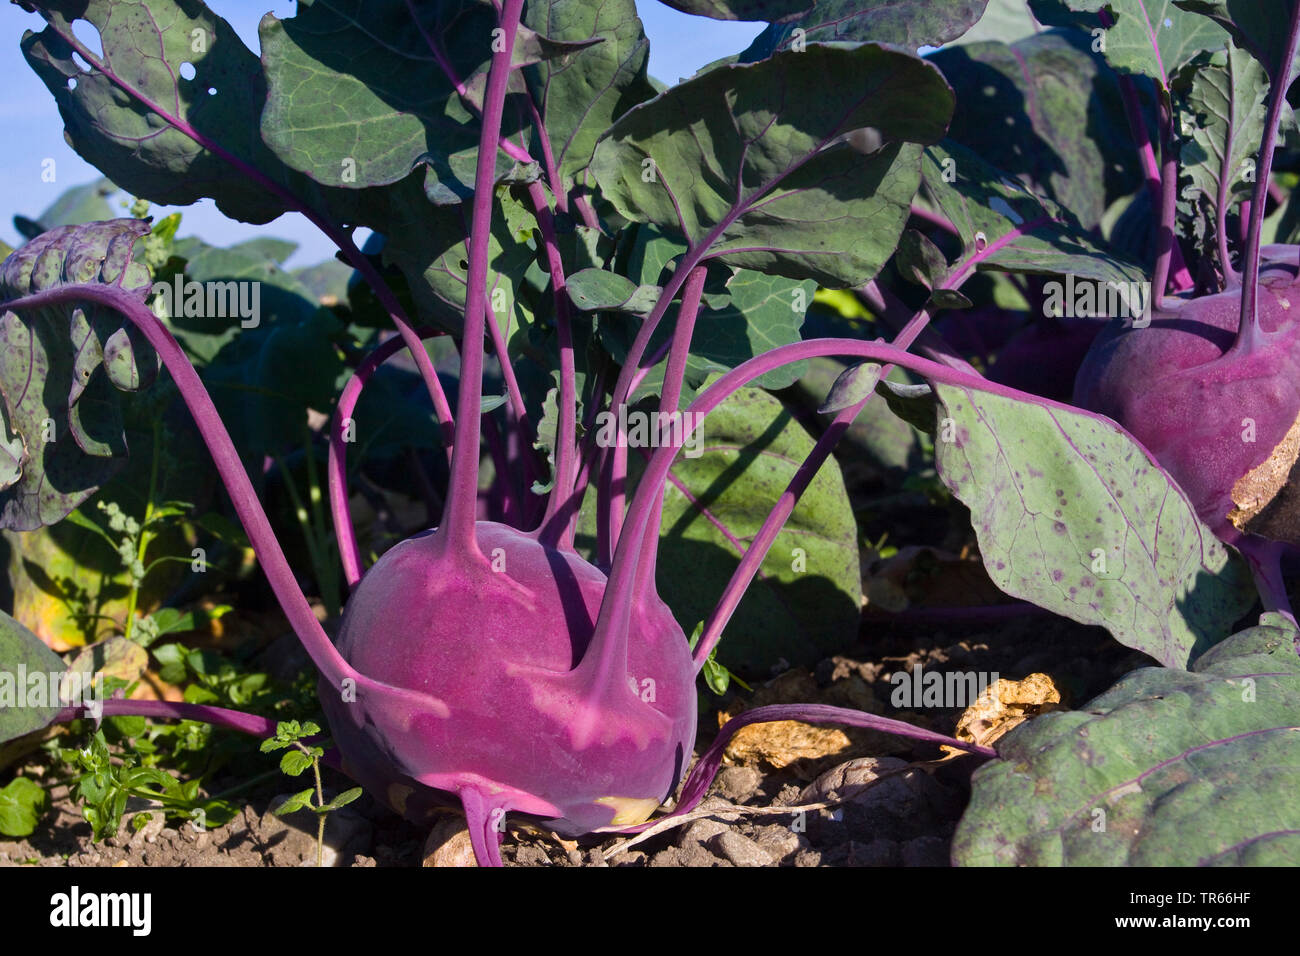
[787,359,926,480]
[921,142,1146,285]
[1030,0,1229,89]
[1173,0,1300,80]
[657,0,813,21]
[320,787,364,812]
[1174,46,1270,244]
[928,30,1144,231]
[152,643,187,686]
[0,219,154,530]
[0,609,67,744]
[259,0,544,204]
[382,184,538,334]
[949,0,1048,46]
[701,653,731,695]
[21,1,299,225]
[896,229,950,290]
[590,44,953,287]
[648,384,862,673]
[523,0,658,198]
[13,177,119,241]
[742,0,990,60]
[567,268,661,314]
[931,383,1256,668]
[818,363,884,415]
[279,749,315,777]
[0,401,25,493]
[273,788,316,817]
[0,778,47,837]
[955,617,1300,865]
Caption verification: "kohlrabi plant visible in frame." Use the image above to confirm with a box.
[3,0,1300,868]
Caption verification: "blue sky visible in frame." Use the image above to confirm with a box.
[0,2,762,266]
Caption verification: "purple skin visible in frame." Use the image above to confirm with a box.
[1074,248,1300,545]
[322,522,697,847]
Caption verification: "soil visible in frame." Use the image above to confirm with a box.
[0,610,1154,867]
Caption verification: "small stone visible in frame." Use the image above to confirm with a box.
[422,817,477,868]
[715,765,762,803]
[751,824,801,861]
[711,830,775,867]
[677,817,730,849]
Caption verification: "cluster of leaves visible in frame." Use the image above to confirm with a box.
[0,0,1297,867]
[57,728,239,841]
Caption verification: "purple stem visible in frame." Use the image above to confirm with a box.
[439,0,526,556]
[631,265,708,601]
[405,0,535,167]
[1100,8,1193,294]
[1236,538,1297,629]
[1116,74,1195,293]
[607,703,996,835]
[481,297,546,523]
[1231,0,1300,359]
[330,327,446,587]
[691,306,932,670]
[589,334,1149,691]
[1151,94,1180,310]
[861,282,976,374]
[529,180,582,547]
[38,13,458,446]
[52,699,345,773]
[481,411,519,525]
[3,285,352,688]
[1216,153,1238,287]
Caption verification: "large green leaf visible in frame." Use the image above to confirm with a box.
[1174,46,1270,245]
[21,0,299,225]
[928,31,1143,231]
[954,617,1300,865]
[1030,0,1229,89]
[523,0,659,197]
[741,0,990,61]
[260,0,573,204]
[931,383,1255,668]
[0,220,154,531]
[0,608,67,745]
[921,142,1145,285]
[590,44,954,288]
